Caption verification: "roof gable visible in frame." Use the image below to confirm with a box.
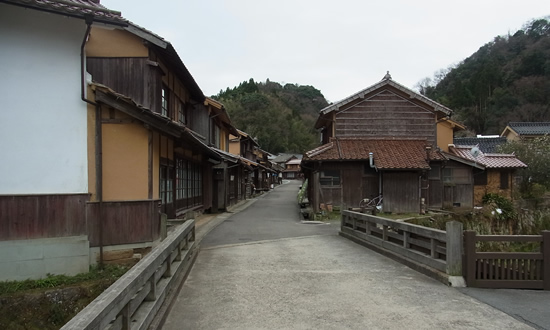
[319,72,453,117]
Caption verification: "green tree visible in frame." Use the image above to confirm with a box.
[498,135,550,197]
[213,79,328,154]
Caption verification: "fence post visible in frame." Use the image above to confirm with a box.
[446,221,463,277]
[543,231,550,291]
[464,231,476,287]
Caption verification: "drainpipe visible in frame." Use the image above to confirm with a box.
[80,15,95,107]
[80,15,104,267]
[368,152,375,169]
[369,152,382,196]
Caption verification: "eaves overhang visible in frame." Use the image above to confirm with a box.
[1,0,128,27]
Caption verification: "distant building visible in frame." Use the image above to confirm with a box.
[454,136,507,153]
[501,122,550,141]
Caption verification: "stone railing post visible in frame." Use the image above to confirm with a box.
[446,221,465,287]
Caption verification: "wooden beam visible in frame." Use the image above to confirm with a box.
[95,89,181,137]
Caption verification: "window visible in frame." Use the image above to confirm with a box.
[178,101,186,125]
[443,167,470,184]
[174,157,203,208]
[161,85,169,117]
[500,171,509,189]
[160,165,173,204]
[320,170,340,186]
[474,171,487,186]
[211,121,220,148]
[429,165,441,180]
[176,159,187,200]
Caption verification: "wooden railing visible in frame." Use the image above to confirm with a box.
[464,231,550,290]
[61,220,196,330]
[340,210,463,277]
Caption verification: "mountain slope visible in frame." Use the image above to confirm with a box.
[422,18,550,134]
[213,79,329,153]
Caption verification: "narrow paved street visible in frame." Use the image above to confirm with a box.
[162,180,531,330]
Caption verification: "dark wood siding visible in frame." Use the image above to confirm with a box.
[189,103,210,142]
[86,200,159,247]
[315,161,380,210]
[429,180,443,208]
[442,160,473,208]
[334,89,436,144]
[87,57,162,113]
[0,194,88,241]
[383,172,420,213]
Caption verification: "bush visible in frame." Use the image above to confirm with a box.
[482,193,516,221]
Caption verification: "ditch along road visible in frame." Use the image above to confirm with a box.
[162,180,534,330]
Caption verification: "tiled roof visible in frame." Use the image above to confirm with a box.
[453,137,507,153]
[4,0,127,25]
[211,147,239,163]
[304,138,444,170]
[507,122,550,135]
[449,146,527,169]
[286,158,302,165]
[319,73,452,116]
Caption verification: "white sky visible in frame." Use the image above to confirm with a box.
[101,0,550,103]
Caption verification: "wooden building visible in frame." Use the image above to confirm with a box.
[501,122,550,141]
[283,158,302,179]
[447,145,527,205]
[302,73,476,213]
[205,98,251,211]
[85,12,225,259]
[0,0,128,280]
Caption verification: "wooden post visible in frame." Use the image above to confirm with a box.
[121,304,130,330]
[446,221,463,276]
[430,239,437,258]
[543,231,550,290]
[403,231,410,249]
[160,213,167,241]
[146,276,157,301]
[164,257,172,278]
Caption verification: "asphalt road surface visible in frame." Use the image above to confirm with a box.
[162,180,535,330]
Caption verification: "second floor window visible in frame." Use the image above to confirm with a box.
[161,85,169,117]
[178,101,186,125]
[211,121,220,148]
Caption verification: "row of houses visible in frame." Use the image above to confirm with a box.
[302,72,528,214]
[0,0,282,281]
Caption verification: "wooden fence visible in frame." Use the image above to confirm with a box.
[86,200,160,247]
[340,210,463,278]
[61,220,196,330]
[464,231,550,290]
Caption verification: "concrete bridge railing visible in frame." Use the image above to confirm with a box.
[340,210,464,286]
[62,220,196,330]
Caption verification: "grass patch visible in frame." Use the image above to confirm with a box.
[0,265,130,329]
[0,265,129,296]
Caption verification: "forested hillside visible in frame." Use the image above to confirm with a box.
[213,79,329,153]
[419,18,550,135]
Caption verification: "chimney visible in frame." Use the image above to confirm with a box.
[425,146,432,161]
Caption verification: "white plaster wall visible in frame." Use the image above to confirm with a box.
[0,4,88,194]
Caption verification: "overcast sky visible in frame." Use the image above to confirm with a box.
[101,0,550,103]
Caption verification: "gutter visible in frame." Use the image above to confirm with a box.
[80,15,104,267]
